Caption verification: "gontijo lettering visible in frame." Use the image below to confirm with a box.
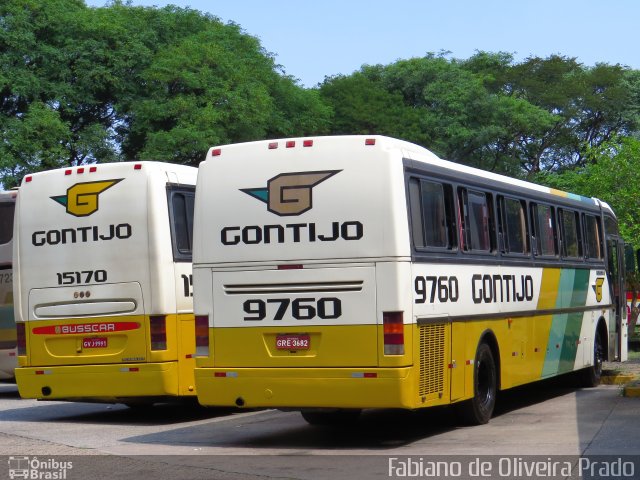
[32,223,132,246]
[221,221,363,245]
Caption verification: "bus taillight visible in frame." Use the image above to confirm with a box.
[383,311,404,355]
[16,322,26,356]
[195,315,209,357]
[150,315,167,351]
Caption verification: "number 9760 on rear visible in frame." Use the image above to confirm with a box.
[243,297,342,321]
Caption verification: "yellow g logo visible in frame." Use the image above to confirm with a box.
[242,170,341,216]
[51,179,123,217]
[593,277,605,302]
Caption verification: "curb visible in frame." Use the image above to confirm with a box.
[623,380,640,398]
[600,372,636,385]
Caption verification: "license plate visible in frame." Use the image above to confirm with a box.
[82,337,107,349]
[276,334,310,350]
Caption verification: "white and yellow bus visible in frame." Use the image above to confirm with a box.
[0,190,17,380]
[193,136,627,425]
[14,162,197,405]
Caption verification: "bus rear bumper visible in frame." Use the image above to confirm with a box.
[195,366,418,409]
[15,362,196,401]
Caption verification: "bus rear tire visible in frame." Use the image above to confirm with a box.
[578,331,604,388]
[300,409,361,426]
[457,342,497,425]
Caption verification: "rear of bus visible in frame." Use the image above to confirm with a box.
[194,136,424,411]
[0,191,17,379]
[14,162,197,403]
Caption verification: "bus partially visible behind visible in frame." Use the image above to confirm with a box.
[0,190,17,379]
[14,162,197,404]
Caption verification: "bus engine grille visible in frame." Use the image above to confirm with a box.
[419,323,445,397]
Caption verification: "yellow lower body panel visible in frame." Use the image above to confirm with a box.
[195,366,420,409]
[15,362,195,401]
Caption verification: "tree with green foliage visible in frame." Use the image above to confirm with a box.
[124,23,330,165]
[320,52,640,178]
[318,70,423,140]
[0,0,329,186]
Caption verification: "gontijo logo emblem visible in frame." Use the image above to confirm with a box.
[241,170,341,216]
[51,179,123,217]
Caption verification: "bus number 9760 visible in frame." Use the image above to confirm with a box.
[414,275,459,304]
[243,297,342,321]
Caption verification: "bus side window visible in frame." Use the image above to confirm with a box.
[583,214,603,260]
[458,188,494,253]
[559,208,582,259]
[498,196,529,255]
[408,179,425,248]
[531,203,557,257]
[167,185,195,262]
[409,177,456,251]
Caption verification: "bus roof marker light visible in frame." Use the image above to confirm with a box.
[77,168,84,174]
[303,139,313,147]
[25,176,32,183]
[90,166,97,173]
[212,148,222,156]
[65,170,72,175]
[134,164,142,170]
[365,138,376,146]
[286,141,296,148]
[268,142,278,149]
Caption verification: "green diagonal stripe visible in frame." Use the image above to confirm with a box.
[542,269,574,377]
[558,269,590,374]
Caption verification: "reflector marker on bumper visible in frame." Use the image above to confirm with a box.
[351,372,377,378]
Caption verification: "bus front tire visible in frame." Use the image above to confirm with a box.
[457,342,497,425]
[300,409,361,426]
